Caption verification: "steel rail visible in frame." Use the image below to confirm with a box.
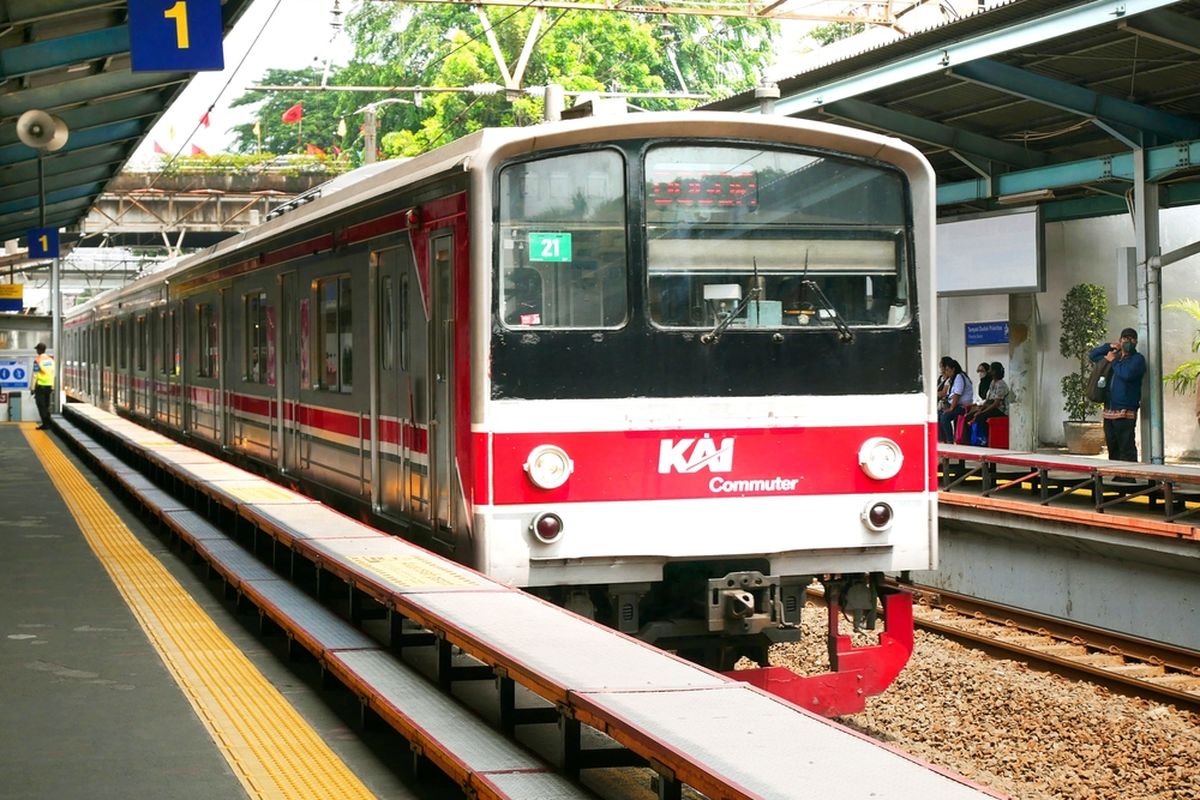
[903,583,1200,712]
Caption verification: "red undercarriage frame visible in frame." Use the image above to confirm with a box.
[725,587,914,717]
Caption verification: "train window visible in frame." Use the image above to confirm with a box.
[197,304,218,378]
[644,145,912,331]
[244,292,269,384]
[399,271,409,371]
[159,311,177,375]
[497,149,627,329]
[118,320,127,369]
[380,275,394,370]
[316,275,352,393]
[136,316,148,371]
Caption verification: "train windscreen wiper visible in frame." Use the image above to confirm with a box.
[700,287,761,345]
[801,280,854,343]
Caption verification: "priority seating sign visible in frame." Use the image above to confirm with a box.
[0,360,30,390]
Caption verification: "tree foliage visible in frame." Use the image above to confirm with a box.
[808,21,865,47]
[1163,298,1200,396]
[1058,283,1109,421]
[229,6,776,161]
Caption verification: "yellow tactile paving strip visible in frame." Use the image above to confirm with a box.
[22,423,377,800]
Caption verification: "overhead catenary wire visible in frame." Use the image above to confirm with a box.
[147,0,290,190]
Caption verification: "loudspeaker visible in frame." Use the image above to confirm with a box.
[16,109,69,152]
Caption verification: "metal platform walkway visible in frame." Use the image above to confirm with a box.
[0,422,418,800]
[58,401,1002,800]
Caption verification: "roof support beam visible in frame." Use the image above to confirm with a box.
[0,93,163,149]
[0,119,146,165]
[747,0,1181,116]
[1119,8,1200,55]
[820,97,1048,168]
[0,24,130,81]
[0,69,185,117]
[949,59,1200,143]
[938,138,1200,205]
[0,143,129,187]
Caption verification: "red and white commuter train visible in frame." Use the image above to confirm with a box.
[63,112,937,710]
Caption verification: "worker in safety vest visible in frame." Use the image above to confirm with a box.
[29,342,55,429]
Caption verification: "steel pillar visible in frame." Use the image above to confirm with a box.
[1007,293,1039,451]
[1132,149,1164,464]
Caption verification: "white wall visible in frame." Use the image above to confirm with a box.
[939,208,1200,460]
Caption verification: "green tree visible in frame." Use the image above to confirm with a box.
[809,21,865,47]
[337,5,776,156]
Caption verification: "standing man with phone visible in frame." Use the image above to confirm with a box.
[1088,328,1146,463]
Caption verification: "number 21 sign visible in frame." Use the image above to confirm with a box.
[129,0,224,72]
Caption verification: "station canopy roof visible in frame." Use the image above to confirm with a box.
[0,0,254,248]
[705,0,1200,222]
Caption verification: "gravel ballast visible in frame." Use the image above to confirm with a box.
[752,608,1200,800]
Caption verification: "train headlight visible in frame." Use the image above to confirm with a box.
[862,501,894,532]
[524,444,573,490]
[530,512,564,544]
[858,437,904,480]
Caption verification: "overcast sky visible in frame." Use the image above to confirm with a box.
[129,0,355,164]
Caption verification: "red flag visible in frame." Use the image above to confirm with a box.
[305,143,326,157]
[200,111,211,128]
[153,140,166,155]
[190,143,208,156]
[281,103,304,124]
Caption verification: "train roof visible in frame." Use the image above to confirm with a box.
[68,112,930,320]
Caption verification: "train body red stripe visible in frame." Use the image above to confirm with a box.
[489,424,929,505]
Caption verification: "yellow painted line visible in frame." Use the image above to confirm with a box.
[23,424,377,800]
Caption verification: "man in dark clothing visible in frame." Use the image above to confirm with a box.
[1088,328,1146,462]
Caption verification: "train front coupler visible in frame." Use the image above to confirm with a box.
[725,577,914,717]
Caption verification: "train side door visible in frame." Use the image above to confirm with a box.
[429,233,455,538]
[373,248,412,517]
[279,272,302,474]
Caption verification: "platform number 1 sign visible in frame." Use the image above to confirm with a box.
[27,227,58,259]
[129,0,224,72]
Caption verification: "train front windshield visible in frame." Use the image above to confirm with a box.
[644,145,911,331]
[494,140,920,399]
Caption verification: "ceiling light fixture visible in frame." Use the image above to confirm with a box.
[996,188,1055,205]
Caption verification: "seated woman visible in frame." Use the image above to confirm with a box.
[965,362,1009,428]
[974,362,992,404]
[937,357,973,443]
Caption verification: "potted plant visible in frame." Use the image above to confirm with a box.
[1059,283,1108,454]
[1164,298,1200,426]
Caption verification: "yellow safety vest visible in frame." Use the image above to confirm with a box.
[32,353,55,387]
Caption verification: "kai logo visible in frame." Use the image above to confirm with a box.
[658,435,735,474]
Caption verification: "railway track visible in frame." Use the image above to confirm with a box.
[904,584,1200,712]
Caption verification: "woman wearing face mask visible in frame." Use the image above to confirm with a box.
[1088,328,1147,463]
[975,362,992,402]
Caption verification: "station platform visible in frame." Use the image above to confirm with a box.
[0,422,419,800]
[930,444,1200,651]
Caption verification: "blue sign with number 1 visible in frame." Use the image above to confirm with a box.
[27,227,58,259]
[129,0,224,72]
